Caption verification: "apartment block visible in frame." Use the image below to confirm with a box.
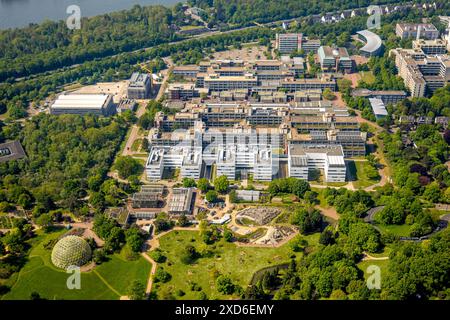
[413,39,448,55]
[391,47,450,97]
[276,33,303,54]
[396,23,439,40]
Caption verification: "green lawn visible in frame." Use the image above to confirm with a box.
[347,160,380,189]
[153,230,317,300]
[357,259,389,287]
[2,229,151,300]
[359,71,376,84]
[180,25,204,31]
[131,138,142,152]
[374,223,412,237]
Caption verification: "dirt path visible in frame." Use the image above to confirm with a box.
[315,205,339,220]
[141,252,157,295]
[362,252,389,261]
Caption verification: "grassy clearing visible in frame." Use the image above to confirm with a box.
[180,25,204,31]
[357,259,389,287]
[131,138,142,152]
[359,71,376,84]
[375,223,412,237]
[153,230,309,299]
[2,229,151,300]
[347,160,380,189]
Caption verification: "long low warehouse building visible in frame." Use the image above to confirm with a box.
[50,94,115,116]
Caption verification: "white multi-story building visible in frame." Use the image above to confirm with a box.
[276,33,303,54]
[146,146,202,180]
[216,144,275,181]
[216,148,236,180]
[288,144,346,182]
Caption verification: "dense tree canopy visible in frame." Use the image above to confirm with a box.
[0,114,127,214]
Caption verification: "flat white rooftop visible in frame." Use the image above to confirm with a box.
[52,94,110,109]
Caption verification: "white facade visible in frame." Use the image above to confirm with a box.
[146,146,202,180]
[288,144,346,182]
[50,94,115,116]
[216,145,275,181]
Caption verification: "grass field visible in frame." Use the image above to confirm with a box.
[153,230,319,300]
[131,138,142,152]
[357,259,389,288]
[2,229,151,300]
[359,71,376,84]
[374,223,412,237]
[347,160,380,189]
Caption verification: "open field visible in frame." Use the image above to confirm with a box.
[72,81,129,103]
[212,44,268,61]
[153,230,320,299]
[358,71,376,85]
[347,160,380,189]
[357,259,389,287]
[2,229,151,300]
[131,138,143,152]
[374,223,412,237]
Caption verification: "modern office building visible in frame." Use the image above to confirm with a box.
[412,39,448,55]
[146,146,202,180]
[396,23,439,40]
[276,33,303,54]
[356,30,384,57]
[127,72,151,99]
[216,144,275,181]
[288,144,346,182]
[318,46,353,73]
[50,94,115,116]
[289,129,366,157]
